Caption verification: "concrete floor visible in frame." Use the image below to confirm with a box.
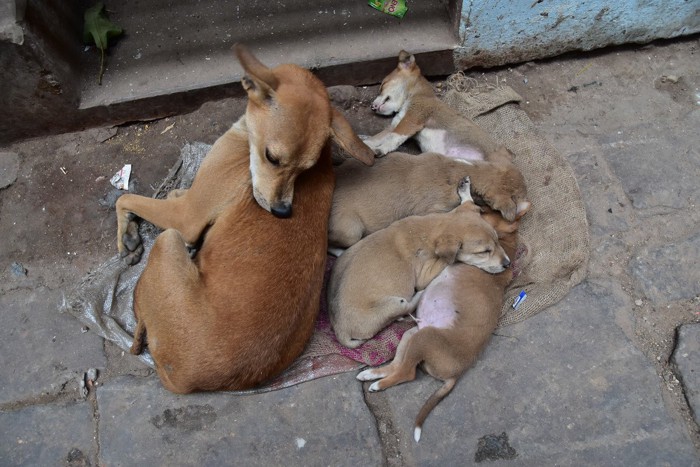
[0,35,699,465]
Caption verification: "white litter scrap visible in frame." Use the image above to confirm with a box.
[110,164,132,190]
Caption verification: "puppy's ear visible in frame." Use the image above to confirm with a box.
[398,50,416,70]
[330,107,375,166]
[234,44,278,102]
[435,235,461,265]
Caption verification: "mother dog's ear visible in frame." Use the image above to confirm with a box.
[330,107,375,166]
[234,44,279,102]
[434,235,461,264]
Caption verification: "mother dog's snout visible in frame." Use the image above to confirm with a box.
[271,202,292,219]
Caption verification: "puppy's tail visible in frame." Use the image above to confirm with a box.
[413,378,457,442]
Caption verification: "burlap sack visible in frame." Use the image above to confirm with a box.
[442,76,589,324]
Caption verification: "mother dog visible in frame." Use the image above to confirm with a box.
[116,45,374,393]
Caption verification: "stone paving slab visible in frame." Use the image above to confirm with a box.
[365,280,698,466]
[629,232,700,305]
[97,372,382,466]
[674,324,700,424]
[0,401,96,465]
[565,149,631,237]
[602,121,700,211]
[0,151,19,189]
[0,287,106,406]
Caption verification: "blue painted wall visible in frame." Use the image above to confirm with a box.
[454,0,700,68]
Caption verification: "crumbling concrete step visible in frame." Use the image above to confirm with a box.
[79,0,458,109]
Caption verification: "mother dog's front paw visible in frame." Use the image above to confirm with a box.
[120,219,144,265]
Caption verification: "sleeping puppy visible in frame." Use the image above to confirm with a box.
[329,147,529,249]
[357,205,529,441]
[328,178,510,349]
[363,50,500,160]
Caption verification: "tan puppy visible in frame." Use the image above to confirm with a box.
[363,50,500,160]
[328,178,510,349]
[121,46,375,393]
[330,148,529,248]
[357,206,529,441]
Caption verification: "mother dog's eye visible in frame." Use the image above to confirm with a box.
[265,148,280,166]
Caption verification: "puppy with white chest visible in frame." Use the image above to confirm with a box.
[330,147,529,249]
[328,178,510,349]
[357,205,529,441]
[363,50,500,160]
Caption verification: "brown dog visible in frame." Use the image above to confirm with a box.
[329,148,529,249]
[328,178,511,349]
[363,50,500,160]
[357,206,529,441]
[119,46,374,393]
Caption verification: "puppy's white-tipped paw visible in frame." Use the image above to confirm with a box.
[414,427,422,442]
[357,369,380,381]
[457,176,473,203]
[368,381,382,392]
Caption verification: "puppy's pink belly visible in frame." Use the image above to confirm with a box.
[416,269,459,329]
[445,145,484,161]
[417,296,457,329]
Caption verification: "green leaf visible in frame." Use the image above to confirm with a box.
[83,2,123,84]
[83,2,122,49]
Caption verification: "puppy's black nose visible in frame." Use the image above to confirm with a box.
[271,203,292,218]
[502,256,511,268]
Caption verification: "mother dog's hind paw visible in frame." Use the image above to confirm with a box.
[121,220,144,265]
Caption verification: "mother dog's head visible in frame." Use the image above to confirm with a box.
[234,45,375,218]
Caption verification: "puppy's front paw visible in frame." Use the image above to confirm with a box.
[363,138,385,157]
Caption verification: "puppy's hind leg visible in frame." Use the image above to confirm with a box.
[339,290,423,349]
[345,291,423,348]
[357,326,418,381]
[366,327,442,393]
[366,329,424,392]
[328,212,365,249]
